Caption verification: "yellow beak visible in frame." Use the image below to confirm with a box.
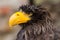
[9,11,31,28]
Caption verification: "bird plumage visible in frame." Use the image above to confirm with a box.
[16,5,56,40]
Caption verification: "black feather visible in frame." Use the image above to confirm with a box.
[16,5,60,40]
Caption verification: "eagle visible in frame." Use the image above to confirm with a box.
[9,5,60,40]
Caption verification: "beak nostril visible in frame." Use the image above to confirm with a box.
[17,14,19,16]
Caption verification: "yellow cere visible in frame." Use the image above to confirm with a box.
[9,11,32,28]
